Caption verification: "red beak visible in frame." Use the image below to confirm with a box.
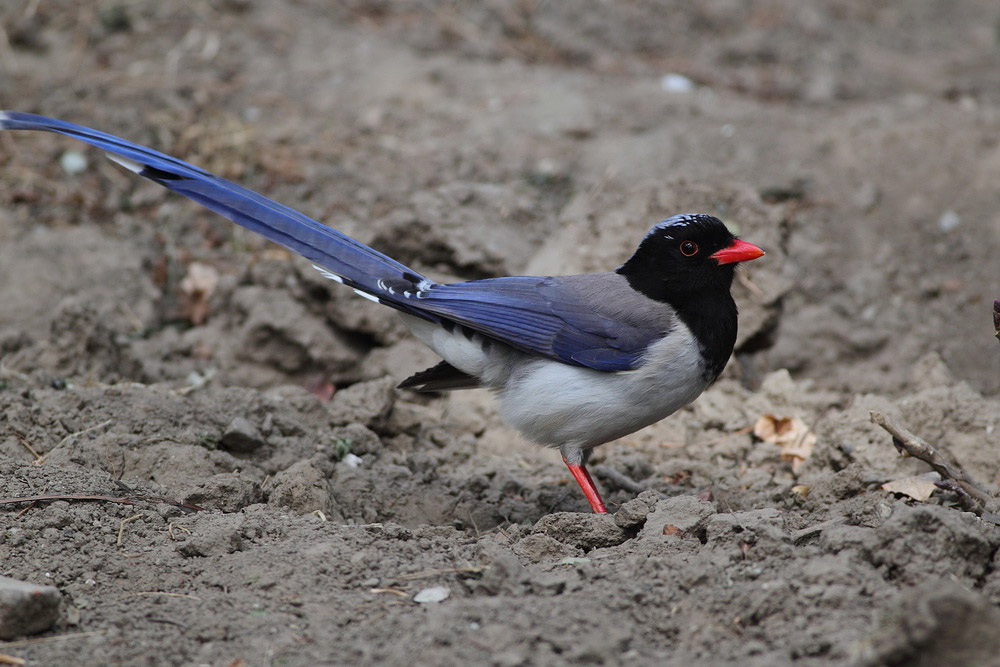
[710,239,765,265]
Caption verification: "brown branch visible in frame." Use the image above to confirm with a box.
[0,493,204,513]
[870,411,998,519]
[994,299,1000,342]
[592,464,647,494]
[1,630,106,648]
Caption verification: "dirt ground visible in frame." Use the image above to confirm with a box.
[2,1,1000,665]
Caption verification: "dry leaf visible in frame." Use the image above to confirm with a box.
[881,474,940,502]
[753,414,816,474]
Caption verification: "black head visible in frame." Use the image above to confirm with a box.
[616,214,763,304]
[616,214,765,380]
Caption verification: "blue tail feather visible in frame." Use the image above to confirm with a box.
[0,111,433,317]
[1,111,660,371]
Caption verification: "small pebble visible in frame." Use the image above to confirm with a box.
[661,73,695,94]
[59,150,88,175]
[413,586,450,603]
[938,209,961,232]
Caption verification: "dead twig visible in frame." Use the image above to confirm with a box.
[16,436,44,464]
[146,616,188,629]
[117,591,201,602]
[790,517,845,543]
[0,360,30,382]
[167,521,192,540]
[117,514,143,547]
[0,493,204,513]
[592,465,646,494]
[736,271,765,299]
[870,411,998,518]
[396,566,487,581]
[1,630,106,648]
[369,588,409,597]
[56,419,114,449]
[993,299,1000,342]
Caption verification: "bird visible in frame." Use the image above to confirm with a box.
[0,111,764,514]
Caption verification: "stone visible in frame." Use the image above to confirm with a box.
[219,416,266,453]
[0,576,61,639]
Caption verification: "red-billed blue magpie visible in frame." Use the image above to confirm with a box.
[0,112,764,513]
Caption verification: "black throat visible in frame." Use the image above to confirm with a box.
[667,288,738,382]
[617,264,739,382]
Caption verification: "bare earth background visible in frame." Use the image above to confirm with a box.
[2,1,1000,665]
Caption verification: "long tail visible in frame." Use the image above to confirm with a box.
[0,111,435,316]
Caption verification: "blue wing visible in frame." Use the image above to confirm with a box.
[415,276,665,371]
[1,112,662,371]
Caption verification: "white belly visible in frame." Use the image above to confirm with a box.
[497,326,708,451]
[400,314,709,458]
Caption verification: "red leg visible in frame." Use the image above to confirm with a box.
[563,457,607,514]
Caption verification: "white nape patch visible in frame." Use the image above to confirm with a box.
[0,111,10,128]
[353,289,381,303]
[105,153,144,174]
[312,264,344,284]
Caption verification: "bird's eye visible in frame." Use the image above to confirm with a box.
[679,240,699,256]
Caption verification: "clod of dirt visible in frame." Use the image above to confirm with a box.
[183,473,263,513]
[613,489,661,530]
[638,495,716,541]
[370,182,552,278]
[219,416,267,453]
[232,285,361,375]
[802,463,872,503]
[871,503,1000,585]
[532,512,629,551]
[329,423,383,457]
[328,377,397,428]
[175,516,245,558]
[0,576,61,639]
[704,508,789,557]
[510,533,582,564]
[819,525,878,560]
[266,459,340,519]
[860,579,1000,667]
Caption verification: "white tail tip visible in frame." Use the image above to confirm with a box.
[105,152,144,174]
